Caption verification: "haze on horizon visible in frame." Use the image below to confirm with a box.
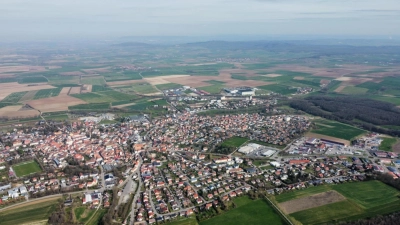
[1,0,400,41]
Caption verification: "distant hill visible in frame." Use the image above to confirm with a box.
[112,42,154,47]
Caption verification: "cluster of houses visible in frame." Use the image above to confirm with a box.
[204,97,277,111]
[147,113,311,151]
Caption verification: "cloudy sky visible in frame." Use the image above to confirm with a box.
[1,0,399,40]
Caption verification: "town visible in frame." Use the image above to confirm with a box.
[0,106,399,225]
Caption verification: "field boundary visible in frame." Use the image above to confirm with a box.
[264,195,294,225]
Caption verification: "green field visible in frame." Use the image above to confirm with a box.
[131,83,159,94]
[0,198,59,225]
[340,86,369,95]
[141,63,233,77]
[200,197,286,225]
[331,180,400,208]
[199,85,223,94]
[379,137,398,151]
[69,103,110,110]
[47,75,80,85]
[74,206,97,224]
[92,85,112,92]
[312,119,366,140]
[290,200,364,225]
[221,137,248,147]
[81,77,106,85]
[12,160,42,177]
[369,96,400,106]
[258,85,297,95]
[0,77,18,83]
[243,63,276,70]
[72,90,137,103]
[19,76,48,83]
[0,91,28,103]
[72,92,115,103]
[280,181,400,224]
[33,88,62,100]
[156,83,182,90]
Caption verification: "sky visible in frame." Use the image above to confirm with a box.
[1,0,400,41]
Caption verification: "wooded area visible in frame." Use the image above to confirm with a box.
[290,96,400,136]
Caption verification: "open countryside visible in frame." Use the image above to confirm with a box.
[276,181,400,224]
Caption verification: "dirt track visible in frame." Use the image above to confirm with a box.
[279,191,346,214]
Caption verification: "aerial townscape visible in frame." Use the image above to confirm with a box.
[2,1,400,225]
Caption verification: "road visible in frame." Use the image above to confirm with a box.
[128,155,143,225]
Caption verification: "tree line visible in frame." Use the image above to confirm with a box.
[290,96,400,136]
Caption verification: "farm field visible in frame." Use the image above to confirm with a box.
[257,84,297,95]
[131,82,159,94]
[27,95,86,112]
[69,103,110,110]
[311,119,366,140]
[19,76,48,83]
[277,181,400,224]
[379,137,398,151]
[12,160,42,177]
[199,85,223,94]
[339,86,369,95]
[200,197,286,225]
[71,92,116,103]
[81,77,106,85]
[33,88,62,100]
[0,197,60,225]
[0,91,28,103]
[221,136,248,148]
[155,82,183,90]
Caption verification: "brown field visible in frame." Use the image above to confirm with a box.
[164,72,274,88]
[107,80,144,86]
[342,78,373,85]
[59,87,71,96]
[60,71,84,76]
[145,75,190,85]
[69,87,82,95]
[220,68,258,76]
[81,84,92,93]
[306,132,351,146]
[27,96,86,112]
[263,74,282,78]
[334,85,347,92]
[0,105,40,118]
[0,66,47,74]
[113,103,137,108]
[264,64,381,78]
[293,76,304,80]
[19,91,38,102]
[320,79,331,85]
[81,67,111,74]
[279,191,346,214]
[393,141,400,154]
[335,77,352,81]
[0,83,55,101]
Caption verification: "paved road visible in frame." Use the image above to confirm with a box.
[128,155,143,225]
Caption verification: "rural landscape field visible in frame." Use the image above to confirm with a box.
[1,40,400,123]
[1,39,400,225]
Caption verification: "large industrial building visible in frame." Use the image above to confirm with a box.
[224,87,255,96]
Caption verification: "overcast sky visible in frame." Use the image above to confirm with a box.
[1,0,400,41]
